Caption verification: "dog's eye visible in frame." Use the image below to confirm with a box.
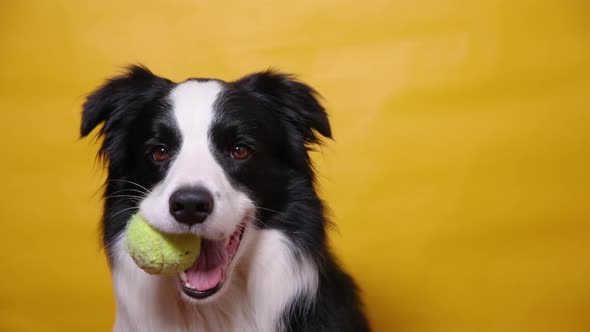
[230,145,250,160]
[152,146,170,161]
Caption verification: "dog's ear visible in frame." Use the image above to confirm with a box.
[233,70,332,145]
[233,70,332,180]
[80,65,171,138]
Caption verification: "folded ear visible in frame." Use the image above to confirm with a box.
[80,65,171,137]
[233,70,332,145]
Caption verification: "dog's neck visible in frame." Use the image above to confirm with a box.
[111,229,318,332]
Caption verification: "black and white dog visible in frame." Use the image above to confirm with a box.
[81,65,370,331]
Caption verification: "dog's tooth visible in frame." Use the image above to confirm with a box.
[179,271,188,283]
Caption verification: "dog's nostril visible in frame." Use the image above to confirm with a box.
[169,187,214,226]
[171,202,184,212]
[196,201,212,212]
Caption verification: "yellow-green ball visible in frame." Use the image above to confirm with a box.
[126,214,201,275]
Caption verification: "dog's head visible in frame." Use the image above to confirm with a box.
[81,65,331,301]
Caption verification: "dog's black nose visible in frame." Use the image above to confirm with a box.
[169,187,214,226]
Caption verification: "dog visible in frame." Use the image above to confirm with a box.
[81,65,370,331]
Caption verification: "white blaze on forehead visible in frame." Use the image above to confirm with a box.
[169,80,222,144]
[168,80,223,188]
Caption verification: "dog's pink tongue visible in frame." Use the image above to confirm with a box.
[185,240,226,291]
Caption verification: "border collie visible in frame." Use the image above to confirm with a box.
[81,65,370,332]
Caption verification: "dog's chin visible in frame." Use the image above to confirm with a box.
[176,216,250,303]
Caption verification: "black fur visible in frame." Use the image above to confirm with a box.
[81,65,370,331]
[81,65,176,255]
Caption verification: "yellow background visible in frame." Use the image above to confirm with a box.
[1,0,589,331]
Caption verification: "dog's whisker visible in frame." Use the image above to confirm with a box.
[108,188,150,196]
[105,206,138,223]
[105,194,147,200]
[105,196,145,203]
[256,206,283,215]
[107,179,151,194]
[250,215,271,228]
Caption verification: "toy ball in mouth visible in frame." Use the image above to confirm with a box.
[126,214,201,275]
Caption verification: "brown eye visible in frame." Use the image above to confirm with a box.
[152,146,170,161]
[230,145,250,160]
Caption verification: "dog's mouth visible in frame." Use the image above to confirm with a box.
[178,219,248,300]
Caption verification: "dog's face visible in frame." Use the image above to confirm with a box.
[81,66,331,302]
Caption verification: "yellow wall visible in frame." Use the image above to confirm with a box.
[1,0,589,331]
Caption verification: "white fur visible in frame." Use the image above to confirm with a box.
[112,228,319,331]
[139,80,253,239]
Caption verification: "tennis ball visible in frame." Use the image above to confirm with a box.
[126,214,201,275]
